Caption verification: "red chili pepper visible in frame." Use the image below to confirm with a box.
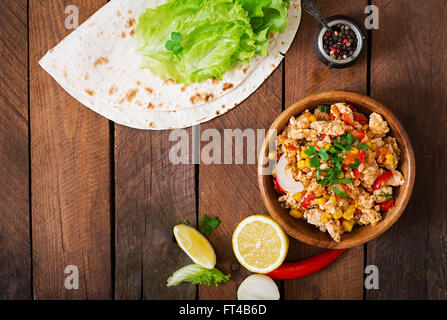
[274,178,286,195]
[352,168,361,179]
[380,199,395,212]
[372,171,393,190]
[267,249,346,280]
[354,113,367,125]
[300,192,316,210]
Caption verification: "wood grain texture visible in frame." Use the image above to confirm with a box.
[198,65,283,300]
[0,0,31,300]
[114,127,196,300]
[29,0,111,299]
[284,0,367,299]
[367,0,447,299]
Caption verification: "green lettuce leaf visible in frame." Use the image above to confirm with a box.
[239,0,290,56]
[167,264,231,286]
[136,0,256,84]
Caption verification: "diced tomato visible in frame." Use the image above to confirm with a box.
[352,168,361,179]
[330,112,336,120]
[344,151,365,166]
[350,129,366,141]
[300,192,316,210]
[342,113,355,127]
[380,199,395,211]
[372,171,393,190]
[274,178,286,195]
[354,113,367,125]
[320,134,327,140]
[286,144,299,151]
[348,104,356,112]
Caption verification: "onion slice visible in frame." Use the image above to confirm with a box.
[276,154,304,194]
[237,274,280,300]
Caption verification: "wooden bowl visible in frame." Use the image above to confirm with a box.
[258,90,415,249]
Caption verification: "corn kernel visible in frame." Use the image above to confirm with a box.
[309,115,317,122]
[333,210,343,220]
[366,141,373,148]
[290,209,303,219]
[351,147,359,154]
[305,158,310,168]
[362,124,369,130]
[300,149,309,159]
[321,216,328,223]
[342,221,354,232]
[329,196,337,203]
[324,212,333,219]
[354,201,359,208]
[325,144,332,150]
[385,154,394,161]
[297,160,306,169]
[367,132,374,138]
[315,197,326,205]
[294,193,302,202]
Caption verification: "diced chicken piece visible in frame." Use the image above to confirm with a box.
[325,220,343,243]
[290,113,311,129]
[386,170,405,187]
[310,120,347,136]
[384,136,401,158]
[369,112,390,135]
[314,108,330,121]
[304,208,326,232]
[320,199,337,215]
[357,191,375,209]
[359,209,382,226]
[359,162,383,189]
[307,180,326,197]
[371,137,385,148]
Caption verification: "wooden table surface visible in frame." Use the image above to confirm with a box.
[1,0,446,300]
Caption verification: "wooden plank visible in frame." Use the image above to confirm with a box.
[284,0,366,299]
[198,65,283,300]
[114,126,197,300]
[0,0,31,300]
[367,0,447,299]
[29,0,111,299]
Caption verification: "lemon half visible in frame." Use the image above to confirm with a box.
[232,215,288,274]
[173,224,216,269]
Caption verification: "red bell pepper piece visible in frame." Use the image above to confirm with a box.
[300,192,316,210]
[372,171,393,190]
[344,151,365,166]
[274,178,286,195]
[350,129,366,141]
[380,199,395,211]
[342,113,355,127]
[352,168,361,179]
[267,249,346,280]
[354,113,367,125]
[348,104,356,112]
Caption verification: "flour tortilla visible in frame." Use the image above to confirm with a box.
[40,0,301,130]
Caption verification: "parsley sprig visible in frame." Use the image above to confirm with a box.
[165,32,183,55]
[199,215,221,236]
[379,194,393,201]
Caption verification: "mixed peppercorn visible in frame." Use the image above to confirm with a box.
[322,23,358,60]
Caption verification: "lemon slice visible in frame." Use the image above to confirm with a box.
[232,215,288,274]
[173,224,216,269]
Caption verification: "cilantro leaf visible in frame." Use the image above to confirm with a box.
[348,157,360,169]
[333,187,349,199]
[317,105,330,113]
[309,156,320,168]
[357,142,370,150]
[319,148,329,161]
[304,145,317,156]
[379,194,393,201]
[199,214,220,235]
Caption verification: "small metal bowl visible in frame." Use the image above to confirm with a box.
[313,15,365,69]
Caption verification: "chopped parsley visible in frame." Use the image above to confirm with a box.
[317,105,330,113]
[379,194,393,201]
[199,215,221,236]
[333,187,349,199]
[165,32,183,54]
[357,142,370,150]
